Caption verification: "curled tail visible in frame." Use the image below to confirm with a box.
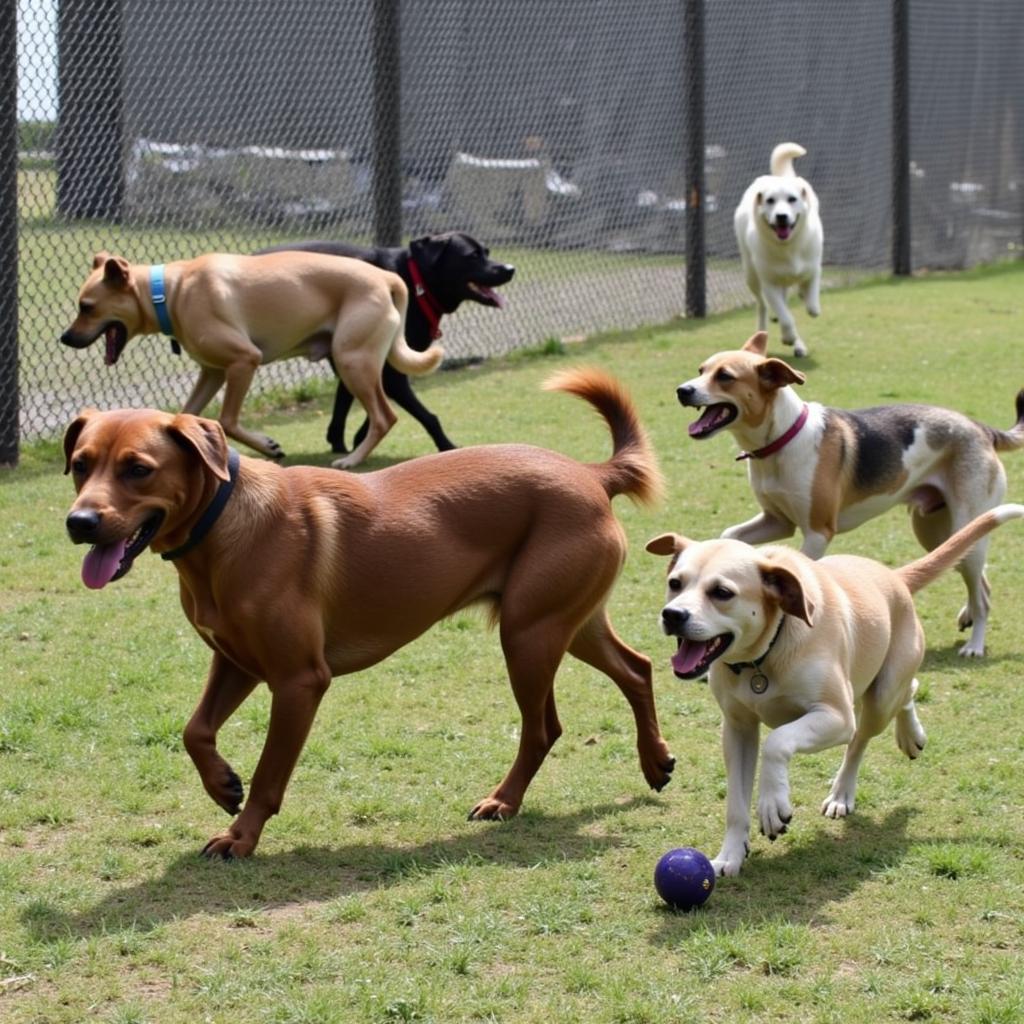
[898,503,1024,594]
[769,142,807,177]
[982,389,1024,453]
[385,276,444,376]
[541,367,663,506]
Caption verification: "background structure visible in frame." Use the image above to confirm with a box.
[6,0,1022,454]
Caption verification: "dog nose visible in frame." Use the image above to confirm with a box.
[676,384,695,406]
[66,508,102,543]
[661,607,690,632]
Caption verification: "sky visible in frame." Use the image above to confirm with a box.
[18,0,58,122]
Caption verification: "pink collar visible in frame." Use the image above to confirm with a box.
[407,258,444,341]
[736,404,809,461]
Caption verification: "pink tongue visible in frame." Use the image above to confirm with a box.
[775,224,792,240]
[104,326,119,366]
[671,639,710,676]
[82,539,127,589]
[689,406,728,437]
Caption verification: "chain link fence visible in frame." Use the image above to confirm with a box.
[6,0,1022,453]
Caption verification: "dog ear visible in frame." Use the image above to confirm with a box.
[63,409,97,474]
[645,532,690,557]
[741,331,768,354]
[759,564,814,626]
[101,255,132,290]
[757,358,805,390]
[92,251,111,269]
[409,234,449,276]
[167,414,231,482]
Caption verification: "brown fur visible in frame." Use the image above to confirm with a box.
[63,368,674,858]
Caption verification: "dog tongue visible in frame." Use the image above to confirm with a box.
[82,539,126,589]
[689,405,729,437]
[104,326,120,366]
[671,639,710,676]
[774,224,792,241]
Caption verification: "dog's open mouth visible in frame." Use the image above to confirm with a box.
[80,512,164,590]
[689,403,737,438]
[772,221,794,241]
[466,281,507,308]
[104,322,128,366]
[671,634,732,679]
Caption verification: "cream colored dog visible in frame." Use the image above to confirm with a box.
[61,251,442,467]
[734,142,823,357]
[677,331,1024,656]
[647,503,1024,877]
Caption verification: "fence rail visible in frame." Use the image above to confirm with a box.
[4,0,1022,464]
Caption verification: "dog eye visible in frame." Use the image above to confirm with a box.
[714,369,735,383]
[71,457,87,475]
[127,463,153,479]
[766,197,776,205]
[668,577,683,592]
[79,302,93,315]
[709,585,734,601]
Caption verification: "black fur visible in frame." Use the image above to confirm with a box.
[258,232,514,453]
[837,406,921,492]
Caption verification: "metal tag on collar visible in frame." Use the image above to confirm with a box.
[749,670,769,695]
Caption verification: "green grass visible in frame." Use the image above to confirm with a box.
[2,263,1024,1023]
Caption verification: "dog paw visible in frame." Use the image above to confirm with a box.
[792,339,808,358]
[200,828,257,860]
[467,797,519,821]
[206,768,244,815]
[821,791,854,818]
[757,793,793,840]
[331,453,362,470]
[259,437,285,460]
[895,711,927,759]
[958,639,985,657]
[643,746,676,792]
[711,841,749,877]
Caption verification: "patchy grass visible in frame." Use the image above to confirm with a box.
[1,263,1024,1022]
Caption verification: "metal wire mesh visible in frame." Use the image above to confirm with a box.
[9,0,1023,443]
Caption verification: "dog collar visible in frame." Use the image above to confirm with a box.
[725,615,786,694]
[737,403,809,461]
[161,448,241,562]
[150,264,182,355]
[407,257,444,340]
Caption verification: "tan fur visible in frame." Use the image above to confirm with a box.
[62,250,442,467]
[676,330,1024,656]
[647,503,1024,877]
[63,369,674,859]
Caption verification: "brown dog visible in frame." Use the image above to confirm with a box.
[648,503,1024,876]
[60,251,442,467]
[64,369,675,858]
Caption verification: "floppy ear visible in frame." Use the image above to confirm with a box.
[741,331,768,355]
[801,186,808,201]
[757,357,805,390]
[102,255,132,289]
[409,234,450,276]
[92,251,110,269]
[167,414,231,482]
[645,532,690,557]
[63,409,97,474]
[759,563,814,626]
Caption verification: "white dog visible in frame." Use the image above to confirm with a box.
[734,142,823,357]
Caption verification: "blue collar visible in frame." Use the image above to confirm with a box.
[149,264,176,337]
[161,449,241,562]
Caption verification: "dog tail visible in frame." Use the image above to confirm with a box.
[983,389,1024,453]
[770,142,807,177]
[384,276,444,376]
[897,503,1024,594]
[541,367,663,506]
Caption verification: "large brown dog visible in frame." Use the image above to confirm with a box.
[64,369,675,858]
[61,251,442,467]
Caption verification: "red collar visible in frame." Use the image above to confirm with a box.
[407,258,444,341]
[736,404,809,461]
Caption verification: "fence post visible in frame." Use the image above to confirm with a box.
[0,0,18,465]
[684,0,706,317]
[372,0,402,247]
[56,0,125,220]
[892,0,911,276]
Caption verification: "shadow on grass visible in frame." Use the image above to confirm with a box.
[21,797,660,941]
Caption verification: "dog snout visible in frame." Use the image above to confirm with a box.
[60,329,90,348]
[773,211,791,227]
[677,384,697,407]
[66,507,102,543]
[661,606,690,634]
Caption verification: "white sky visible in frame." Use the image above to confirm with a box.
[18,0,58,121]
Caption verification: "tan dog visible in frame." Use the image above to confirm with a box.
[647,503,1024,877]
[63,369,675,858]
[677,331,1024,656]
[61,251,442,467]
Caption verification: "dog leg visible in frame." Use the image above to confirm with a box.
[568,610,675,792]
[800,271,821,318]
[201,657,332,859]
[712,713,759,877]
[758,704,853,839]
[762,283,806,356]
[183,367,227,416]
[325,376,356,454]
[383,365,456,451]
[183,652,260,815]
[799,530,832,560]
[955,543,991,657]
[894,678,928,760]
[723,511,796,545]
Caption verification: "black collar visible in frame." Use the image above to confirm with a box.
[725,615,786,677]
[161,449,241,562]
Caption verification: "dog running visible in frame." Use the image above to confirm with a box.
[677,330,1024,656]
[60,250,441,468]
[63,368,675,858]
[260,232,515,455]
[648,503,1024,876]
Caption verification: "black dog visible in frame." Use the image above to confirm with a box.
[260,232,515,453]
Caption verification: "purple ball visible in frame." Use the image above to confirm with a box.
[654,847,716,910]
